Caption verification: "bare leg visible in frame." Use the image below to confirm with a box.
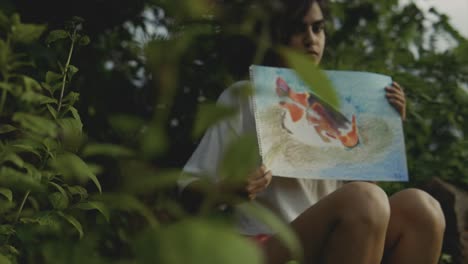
[263,182,390,264]
[383,189,445,264]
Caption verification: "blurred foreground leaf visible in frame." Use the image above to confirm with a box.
[82,143,134,158]
[280,47,339,110]
[134,219,263,264]
[45,30,68,45]
[239,202,303,262]
[192,103,237,139]
[50,153,102,193]
[57,212,83,239]
[12,113,58,137]
[97,194,158,228]
[219,133,260,184]
[75,201,110,222]
[0,188,12,202]
[11,23,46,44]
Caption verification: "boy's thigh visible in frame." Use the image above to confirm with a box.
[262,182,389,264]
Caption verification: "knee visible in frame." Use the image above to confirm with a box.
[391,188,445,236]
[339,182,391,230]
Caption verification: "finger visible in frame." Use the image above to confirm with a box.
[388,100,406,118]
[264,171,272,186]
[249,169,272,184]
[247,171,272,193]
[385,86,405,96]
[248,177,271,194]
[386,93,406,103]
[388,98,405,109]
[248,165,268,181]
[392,82,404,91]
[247,175,269,191]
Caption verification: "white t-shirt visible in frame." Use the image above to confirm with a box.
[180,81,343,235]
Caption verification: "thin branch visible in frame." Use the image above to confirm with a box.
[57,28,77,113]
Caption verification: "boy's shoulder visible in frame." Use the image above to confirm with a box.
[217,80,251,106]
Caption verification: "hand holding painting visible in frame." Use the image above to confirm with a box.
[245,164,272,200]
[386,81,406,121]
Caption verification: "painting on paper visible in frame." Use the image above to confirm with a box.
[250,65,408,181]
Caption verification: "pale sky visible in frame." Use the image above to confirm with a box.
[400,0,468,38]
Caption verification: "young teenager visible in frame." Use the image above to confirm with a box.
[180,0,445,263]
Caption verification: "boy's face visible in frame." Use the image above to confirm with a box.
[287,2,326,65]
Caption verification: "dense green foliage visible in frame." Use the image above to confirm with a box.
[0,0,466,263]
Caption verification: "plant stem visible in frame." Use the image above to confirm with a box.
[0,89,6,114]
[0,71,9,114]
[15,190,30,223]
[1,38,12,114]
[57,28,77,113]
[4,190,30,244]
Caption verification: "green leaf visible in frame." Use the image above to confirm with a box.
[0,82,12,92]
[98,194,158,227]
[135,219,263,264]
[78,35,90,46]
[27,195,40,211]
[75,201,110,222]
[65,106,81,123]
[108,114,145,136]
[45,30,68,45]
[42,138,58,159]
[279,47,340,110]
[23,75,42,91]
[218,133,260,184]
[0,200,15,215]
[10,14,20,25]
[12,112,58,137]
[62,91,79,105]
[239,202,303,262]
[65,185,88,200]
[0,40,10,70]
[0,125,16,134]
[0,225,15,236]
[48,192,69,210]
[49,153,102,193]
[121,166,181,194]
[192,103,238,138]
[0,167,42,191]
[45,71,62,84]
[82,143,134,158]
[46,104,57,119]
[20,91,57,105]
[1,152,24,168]
[57,211,83,239]
[49,181,68,198]
[67,65,79,79]
[140,123,168,158]
[57,118,83,152]
[0,188,12,202]
[20,213,61,231]
[11,23,46,44]
[11,143,41,157]
[71,16,85,24]
[0,253,12,264]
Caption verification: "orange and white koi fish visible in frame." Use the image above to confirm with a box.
[275,77,359,148]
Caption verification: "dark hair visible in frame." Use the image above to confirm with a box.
[270,0,329,45]
[262,0,329,67]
